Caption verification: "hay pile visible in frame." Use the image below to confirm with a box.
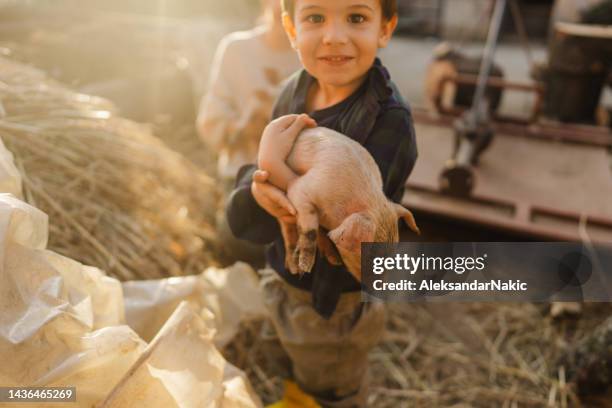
[224,303,612,407]
[0,8,235,175]
[0,56,221,280]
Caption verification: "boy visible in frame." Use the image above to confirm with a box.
[226,0,417,406]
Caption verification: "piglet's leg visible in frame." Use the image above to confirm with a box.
[288,186,319,275]
[280,220,300,275]
[328,212,375,253]
[296,203,319,275]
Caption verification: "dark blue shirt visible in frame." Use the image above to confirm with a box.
[226,58,418,318]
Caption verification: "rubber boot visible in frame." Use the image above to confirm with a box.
[266,381,321,408]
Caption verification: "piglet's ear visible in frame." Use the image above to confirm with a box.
[392,203,420,235]
[328,213,375,253]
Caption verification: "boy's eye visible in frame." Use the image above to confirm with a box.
[306,14,325,24]
[348,14,366,24]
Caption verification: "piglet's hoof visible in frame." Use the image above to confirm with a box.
[286,250,301,275]
[295,231,316,275]
[297,244,316,275]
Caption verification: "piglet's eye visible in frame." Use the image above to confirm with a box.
[348,14,366,23]
[307,14,325,23]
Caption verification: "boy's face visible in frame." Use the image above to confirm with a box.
[283,0,397,89]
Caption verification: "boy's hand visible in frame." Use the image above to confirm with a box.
[251,170,296,224]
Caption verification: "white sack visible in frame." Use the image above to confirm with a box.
[0,137,22,198]
[0,194,145,407]
[99,302,262,408]
[123,262,266,347]
[0,195,262,407]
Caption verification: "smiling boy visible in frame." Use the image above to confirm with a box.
[226,0,417,406]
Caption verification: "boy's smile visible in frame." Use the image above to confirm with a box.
[319,55,354,66]
[283,0,397,109]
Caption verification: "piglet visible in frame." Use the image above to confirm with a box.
[258,116,419,281]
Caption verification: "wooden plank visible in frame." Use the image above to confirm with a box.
[403,122,612,241]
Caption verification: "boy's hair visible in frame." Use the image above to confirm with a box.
[281,0,397,21]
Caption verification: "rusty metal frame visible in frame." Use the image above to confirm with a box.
[410,90,612,239]
[433,73,545,123]
[404,181,612,243]
[413,107,612,148]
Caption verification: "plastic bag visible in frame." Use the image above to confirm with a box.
[100,302,261,408]
[123,262,266,347]
[0,194,262,407]
[0,138,22,199]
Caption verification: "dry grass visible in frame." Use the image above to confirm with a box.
[225,303,611,407]
[0,9,224,176]
[0,56,221,280]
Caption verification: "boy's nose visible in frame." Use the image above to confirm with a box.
[322,20,349,45]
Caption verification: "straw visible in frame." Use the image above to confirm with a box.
[224,303,611,407]
[0,56,221,280]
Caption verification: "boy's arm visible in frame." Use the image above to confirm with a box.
[364,108,418,202]
[226,166,298,244]
[225,165,281,244]
[257,114,316,191]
